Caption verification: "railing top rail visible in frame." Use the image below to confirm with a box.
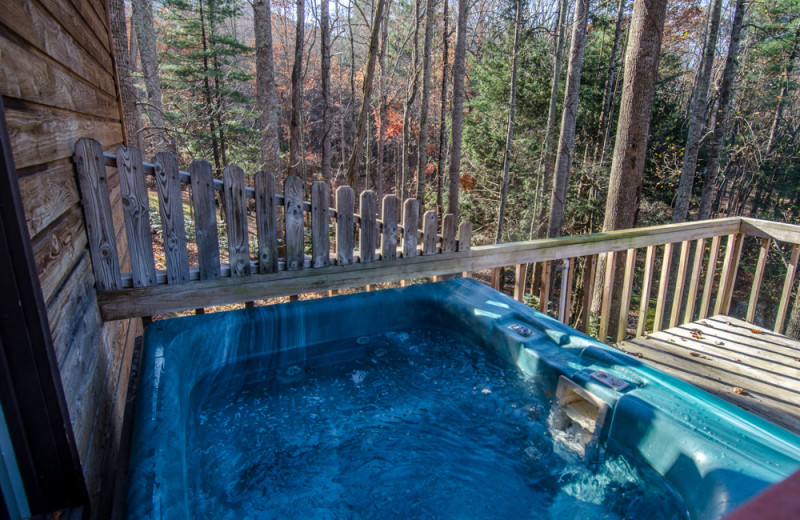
[739,218,800,245]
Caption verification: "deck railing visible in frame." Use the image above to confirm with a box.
[73,139,800,342]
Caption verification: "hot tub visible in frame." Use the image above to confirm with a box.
[126,279,800,519]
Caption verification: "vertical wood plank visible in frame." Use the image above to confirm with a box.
[153,151,189,284]
[747,237,770,323]
[514,264,526,301]
[360,190,377,262]
[578,255,597,332]
[715,233,743,316]
[402,198,419,258]
[74,138,122,290]
[422,210,437,255]
[699,235,722,319]
[598,251,616,342]
[284,176,304,270]
[491,267,504,291]
[442,214,457,253]
[255,171,278,273]
[636,246,656,337]
[669,240,691,328]
[311,181,331,268]
[458,221,471,251]
[563,258,574,325]
[189,159,221,280]
[381,194,398,260]
[336,186,355,265]
[540,261,552,314]
[116,145,156,287]
[683,238,705,324]
[775,244,800,333]
[223,165,250,277]
[616,248,637,343]
[653,243,674,333]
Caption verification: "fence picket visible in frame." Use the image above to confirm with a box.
[117,145,156,287]
[336,186,355,265]
[311,181,331,268]
[255,171,278,273]
[154,151,189,284]
[223,165,250,277]
[360,191,377,263]
[284,176,304,270]
[190,159,221,280]
[381,195,398,260]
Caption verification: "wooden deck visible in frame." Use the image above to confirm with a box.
[617,316,800,435]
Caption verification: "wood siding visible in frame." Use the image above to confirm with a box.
[1,0,139,517]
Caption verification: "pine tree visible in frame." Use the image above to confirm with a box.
[160,0,257,174]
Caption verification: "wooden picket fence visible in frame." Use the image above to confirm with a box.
[73,138,471,318]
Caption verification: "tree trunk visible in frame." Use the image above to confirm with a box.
[289,0,305,179]
[254,0,281,175]
[446,0,469,221]
[436,0,450,215]
[402,0,422,201]
[320,0,332,185]
[546,0,589,239]
[199,0,221,176]
[377,0,391,213]
[131,0,168,151]
[600,0,669,335]
[415,0,436,215]
[672,0,723,223]
[109,0,141,149]
[346,0,388,188]
[533,0,568,239]
[595,0,626,162]
[495,0,522,244]
[766,29,800,155]
[697,0,746,221]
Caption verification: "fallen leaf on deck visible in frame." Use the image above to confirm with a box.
[732,387,747,395]
[715,341,725,345]
[751,329,762,334]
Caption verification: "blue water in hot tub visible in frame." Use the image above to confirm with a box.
[128,279,800,519]
[187,328,687,520]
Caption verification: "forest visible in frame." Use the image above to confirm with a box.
[108,0,800,327]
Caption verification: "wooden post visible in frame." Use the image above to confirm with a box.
[563,258,574,325]
[715,233,743,316]
[636,246,656,337]
[617,248,637,343]
[311,181,331,268]
[402,198,419,258]
[117,145,157,287]
[699,234,722,319]
[74,138,122,290]
[255,171,278,274]
[442,214,457,252]
[336,186,355,265]
[190,159,222,279]
[653,243,674,333]
[578,256,597,332]
[746,237,770,323]
[775,244,800,333]
[683,238,705,324]
[154,152,189,284]
[360,191,377,262]
[284,176,304,270]
[422,210,437,255]
[669,240,690,328]
[459,221,472,278]
[598,251,616,343]
[381,194,398,260]
[223,165,250,277]
[514,264,526,301]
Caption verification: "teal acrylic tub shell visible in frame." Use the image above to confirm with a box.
[127,278,800,519]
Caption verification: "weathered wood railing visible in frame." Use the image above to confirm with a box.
[491,217,800,343]
[73,138,472,319]
[74,139,800,339]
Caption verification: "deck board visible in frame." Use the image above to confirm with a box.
[617,315,800,435]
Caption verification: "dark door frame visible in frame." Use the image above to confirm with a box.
[0,97,89,513]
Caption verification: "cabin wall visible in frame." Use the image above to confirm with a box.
[1,0,139,516]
